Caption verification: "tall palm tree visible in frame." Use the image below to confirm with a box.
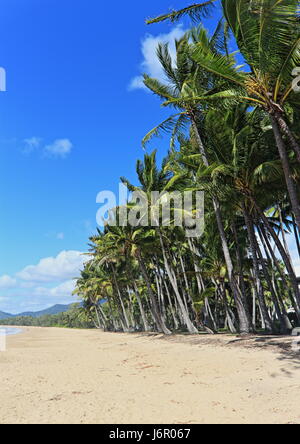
[147,0,300,233]
[122,151,199,333]
[142,30,252,333]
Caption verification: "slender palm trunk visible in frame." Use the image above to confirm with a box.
[215,280,236,333]
[192,119,251,333]
[292,214,300,259]
[254,200,300,311]
[278,206,295,274]
[163,280,180,330]
[274,112,300,163]
[107,297,118,331]
[136,252,171,335]
[94,306,103,329]
[254,233,288,333]
[231,221,252,325]
[111,266,130,331]
[157,228,198,334]
[243,206,274,332]
[250,277,257,328]
[270,116,300,232]
[179,256,194,308]
[126,263,150,332]
[133,281,151,332]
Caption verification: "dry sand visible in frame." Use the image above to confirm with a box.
[0,327,300,424]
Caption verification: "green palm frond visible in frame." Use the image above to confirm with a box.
[156,43,179,87]
[142,113,188,149]
[146,1,218,25]
[253,161,283,185]
[222,0,300,102]
[191,45,247,87]
[143,75,178,101]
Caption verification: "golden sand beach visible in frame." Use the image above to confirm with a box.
[0,327,299,424]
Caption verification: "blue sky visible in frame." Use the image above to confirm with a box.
[0,0,220,313]
[0,1,297,314]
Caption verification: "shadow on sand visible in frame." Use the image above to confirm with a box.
[132,332,300,370]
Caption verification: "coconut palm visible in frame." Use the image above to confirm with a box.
[142,29,252,333]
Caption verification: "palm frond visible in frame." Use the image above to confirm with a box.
[143,75,178,101]
[142,113,187,148]
[146,1,217,25]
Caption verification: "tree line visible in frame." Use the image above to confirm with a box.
[0,304,94,329]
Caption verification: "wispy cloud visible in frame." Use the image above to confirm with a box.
[22,137,73,158]
[129,26,186,91]
[44,139,73,158]
[22,137,42,154]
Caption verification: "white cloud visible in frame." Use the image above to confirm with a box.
[22,137,73,158]
[56,232,65,240]
[22,137,42,154]
[0,275,17,289]
[129,26,186,91]
[17,250,85,283]
[34,280,76,300]
[0,251,86,312]
[44,139,73,158]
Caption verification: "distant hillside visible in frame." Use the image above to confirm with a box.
[0,311,13,320]
[0,304,71,320]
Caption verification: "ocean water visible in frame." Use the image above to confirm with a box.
[0,327,22,336]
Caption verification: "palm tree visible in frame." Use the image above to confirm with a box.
[121,151,199,334]
[202,103,300,327]
[147,0,300,233]
[142,30,252,333]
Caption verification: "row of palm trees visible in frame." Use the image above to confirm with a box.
[74,0,300,335]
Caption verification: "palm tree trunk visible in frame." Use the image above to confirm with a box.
[219,282,237,333]
[188,238,205,295]
[136,252,171,335]
[94,306,103,329]
[274,112,300,163]
[254,232,288,333]
[254,200,300,312]
[107,296,118,332]
[270,116,300,232]
[192,119,251,334]
[179,255,194,308]
[133,280,151,332]
[250,277,257,328]
[111,266,130,331]
[243,206,274,332]
[231,221,252,325]
[157,228,198,334]
[278,205,295,274]
[292,213,300,259]
[163,280,180,330]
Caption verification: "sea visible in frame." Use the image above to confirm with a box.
[0,327,22,336]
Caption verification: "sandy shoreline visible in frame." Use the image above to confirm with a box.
[0,327,299,424]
